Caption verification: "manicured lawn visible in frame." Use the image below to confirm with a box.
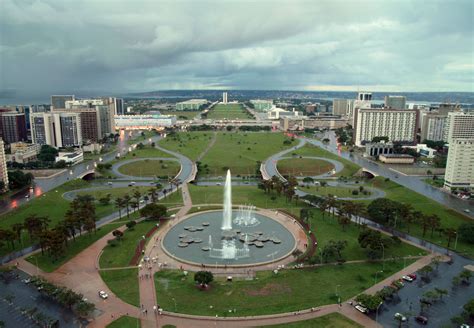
[26,222,124,272]
[106,315,141,328]
[292,144,360,177]
[121,147,172,160]
[165,111,200,120]
[159,131,215,161]
[99,221,157,269]
[258,312,362,328]
[118,159,181,178]
[154,260,413,316]
[303,185,372,199]
[200,132,296,176]
[206,104,253,120]
[366,177,474,257]
[100,268,140,307]
[277,158,335,177]
[423,177,444,188]
[127,130,156,145]
[159,189,184,206]
[76,186,154,200]
[188,185,305,209]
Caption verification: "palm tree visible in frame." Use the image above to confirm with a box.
[143,195,149,204]
[115,197,124,219]
[429,214,441,238]
[444,228,457,248]
[24,214,44,241]
[123,194,131,218]
[11,223,24,246]
[352,202,366,227]
[397,203,413,231]
[133,189,142,206]
[419,214,431,237]
[327,195,337,219]
[64,211,77,242]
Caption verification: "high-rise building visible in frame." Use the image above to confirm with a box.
[30,112,82,147]
[353,108,418,147]
[222,92,228,104]
[354,92,372,109]
[444,112,474,143]
[0,112,28,144]
[0,138,8,191]
[110,97,124,115]
[420,113,447,142]
[51,95,75,110]
[444,138,474,190]
[384,96,406,110]
[333,99,355,116]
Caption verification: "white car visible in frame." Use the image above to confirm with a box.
[402,275,414,282]
[98,291,108,299]
[355,304,368,313]
[394,313,407,322]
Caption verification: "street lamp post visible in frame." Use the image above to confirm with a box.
[374,270,383,285]
[454,231,459,250]
[380,242,385,270]
[172,297,177,312]
[375,301,383,324]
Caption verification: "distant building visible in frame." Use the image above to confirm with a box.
[353,92,372,110]
[332,99,354,116]
[0,112,28,144]
[6,142,42,164]
[444,138,474,190]
[444,112,474,143]
[114,114,177,130]
[30,112,82,147]
[51,95,75,110]
[353,108,418,147]
[268,107,299,120]
[175,99,208,110]
[222,92,228,104]
[379,154,415,164]
[438,103,461,116]
[110,97,124,115]
[384,96,406,110]
[280,116,349,131]
[250,100,273,111]
[56,151,84,165]
[365,142,394,157]
[420,112,447,142]
[0,139,8,191]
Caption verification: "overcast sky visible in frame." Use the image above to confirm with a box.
[1,0,473,98]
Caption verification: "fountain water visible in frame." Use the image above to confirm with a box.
[234,205,260,227]
[221,170,233,231]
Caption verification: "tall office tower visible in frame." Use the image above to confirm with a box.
[30,112,82,147]
[222,92,228,104]
[0,112,28,144]
[51,95,75,110]
[384,95,407,110]
[332,99,355,116]
[0,138,8,191]
[444,112,474,143]
[420,113,447,142]
[353,108,418,147]
[109,97,124,115]
[444,138,474,190]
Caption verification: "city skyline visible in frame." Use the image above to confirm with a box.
[1,0,473,102]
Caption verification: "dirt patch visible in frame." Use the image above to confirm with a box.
[245,283,291,296]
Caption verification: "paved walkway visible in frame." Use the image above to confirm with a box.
[196,131,217,162]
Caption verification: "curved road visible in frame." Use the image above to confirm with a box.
[278,155,344,179]
[111,157,181,180]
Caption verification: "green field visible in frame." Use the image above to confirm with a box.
[118,159,181,178]
[107,316,141,328]
[303,185,372,199]
[292,144,360,177]
[188,185,305,209]
[76,186,154,200]
[200,132,296,176]
[154,260,413,316]
[277,158,334,177]
[120,147,172,160]
[259,313,362,328]
[164,111,199,120]
[100,268,140,307]
[206,104,253,120]
[99,221,157,269]
[126,130,156,145]
[159,132,214,161]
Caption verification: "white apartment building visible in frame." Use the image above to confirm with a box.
[332,99,355,117]
[420,112,447,142]
[0,138,8,191]
[353,108,418,147]
[114,114,177,130]
[444,112,474,143]
[444,138,474,190]
[30,112,82,147]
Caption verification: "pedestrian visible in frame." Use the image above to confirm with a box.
[141,304,144,309]
[145,309,148,315]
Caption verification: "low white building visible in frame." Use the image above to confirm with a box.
[267,106,300,120]
[56,151,84,165]
[6,142,42,164]
[402,144,437,158]
[114,114,177,130]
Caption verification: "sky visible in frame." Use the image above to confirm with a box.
[0,0,473,99]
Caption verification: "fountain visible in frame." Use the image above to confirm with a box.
[221,170,233,231]
[234,205,260,227]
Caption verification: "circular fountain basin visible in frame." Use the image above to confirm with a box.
[162,210,297,266]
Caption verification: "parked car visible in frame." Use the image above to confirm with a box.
[98,291,108,299]
[22,278,31,284]
[415,316,428,324]
[355,304,368,314]
[407,273,417,280]
[402,275,414,282]
[394,313,407,322]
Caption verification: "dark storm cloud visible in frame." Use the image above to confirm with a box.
[0,0,473,96]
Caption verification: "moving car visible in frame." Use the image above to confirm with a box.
[354,304,368,313]
[402,275,414,282]
[415,316,428,324]
[394,313,407,322]
[98,290,108,299]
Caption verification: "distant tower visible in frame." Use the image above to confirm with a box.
[222,92,228,104]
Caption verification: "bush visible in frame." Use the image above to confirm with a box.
[352,190,359,195]
[107,239,118,247]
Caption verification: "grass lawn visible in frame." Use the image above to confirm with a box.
[76,186,154,200]
[258,312,362,328]
[206,104,253,120]
[100,268,140,307]
[159,131,215,161]
[188,185,305,209]
[154,260,414,316]
[277,158,334,177]
[200,132,296,176]
[292,144,360,177]
[423,177,444,188]
[302,185,372,199]
[118,159,180,178]
[106,316,141,328]
[121,146,172,160]
[159,189,184,206]
[26,222,124,272]
[99,221,157,269]
[164,111,199,120]
[366,177,474,257]
[127,130,156,145]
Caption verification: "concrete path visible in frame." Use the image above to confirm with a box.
[196,131,217,162]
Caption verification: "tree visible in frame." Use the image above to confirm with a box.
[38,145,58,162]
[112,230,124,240]
[428,214,441,238]
[355,293,383,311]
[7,170,34,189]
[123,194,131,218]
[76,301,95,317]
[460,270,472,284]
[126,220,137,230]
[194,271,214,288]
[444,228,457,248]
[419,265,433,282]
[463,299,474,319]
[302,177,314,186]
[140,203,167,220]
[132,189,142,206]
[115,197,124,219]
[458,223,474,244]
[434,288,448,300]
[99,194,112,206]
[367,198,398,225]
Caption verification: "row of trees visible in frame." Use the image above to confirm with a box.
[259,175,299,203]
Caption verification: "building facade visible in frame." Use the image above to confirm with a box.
[384,96,407,110]
[250,100,273,111]
[222,92,228,104]
[0,139,8,191]
[175,99,208,110]
[420,113,447,142]
[333,99,355,117]
[379,154,415,164]
[30,112,82,148]
[444,112,474,143]
[280,116,350,131]
[353,108,418,147]
[6,142,42,164]
[51,95,75,110]
[444,138,474,190]
[114,114,177,130]
[0,112,28,144]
